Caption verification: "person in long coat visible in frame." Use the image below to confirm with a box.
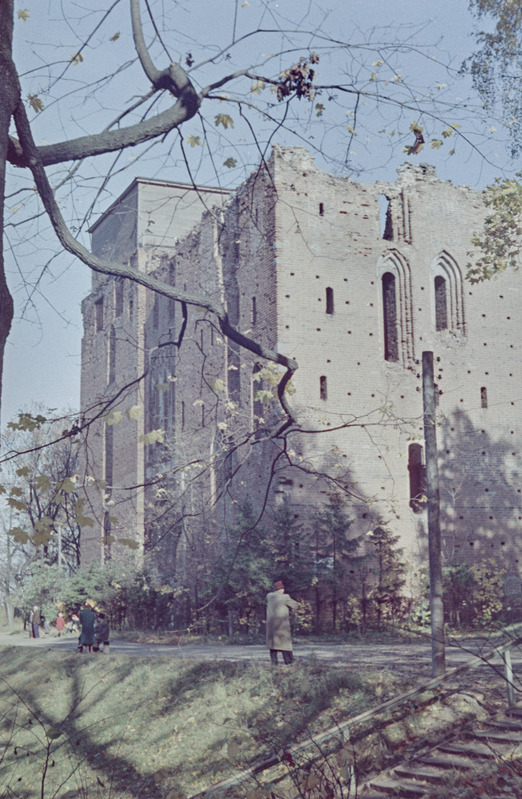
[77,602,96,653]
[30,605,41,639]
[266,580,299,665]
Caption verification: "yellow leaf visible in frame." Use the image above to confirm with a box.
[27,94,44,113]
[186,135,201,148]
[71,52,84,65]
[110,32,120,41]
[127,405,142,420]
[17,9,30,21]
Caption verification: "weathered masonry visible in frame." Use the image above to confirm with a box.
[79,146,522,591]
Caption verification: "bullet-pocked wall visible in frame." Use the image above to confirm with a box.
[79,147,522,587]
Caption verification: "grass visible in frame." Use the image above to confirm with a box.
[0,645,405,799]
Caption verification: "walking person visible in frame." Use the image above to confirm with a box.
[30,605,41,639]
[77,602,96,653]
[266,580,299,665]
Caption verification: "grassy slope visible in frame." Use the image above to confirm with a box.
[0,646,400,799]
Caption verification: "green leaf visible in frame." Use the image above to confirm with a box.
[215,113,234,129]
[46,728,63,740]
[106,411,122,426]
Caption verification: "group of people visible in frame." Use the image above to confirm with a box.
[29,603,110,653]
[76,602,110,653]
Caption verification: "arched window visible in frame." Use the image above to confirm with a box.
[325,287,334,315]
[434,275,448,331]
[432,252,465,334]
[382,272,399,362]
[408,443,426,513]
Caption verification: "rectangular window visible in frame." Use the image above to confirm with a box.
[115,280,124,317]
[95,298,104,332]
[320,375,328,400]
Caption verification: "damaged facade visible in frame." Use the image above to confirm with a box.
[79,146,522,593]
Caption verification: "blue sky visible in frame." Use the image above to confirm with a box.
[2,0,517,427]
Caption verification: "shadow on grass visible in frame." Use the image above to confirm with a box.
[0,646,386,798]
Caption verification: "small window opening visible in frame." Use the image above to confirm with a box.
[108,326,116,384]
[382,272,399,362]
[434,275,448,331]
[252,296,257,326]
[95,298,104,332]
[378,194,393,240]
[115,280,124,317]
[320,375,328,400]
[319,202,325,216]
[325,287,334,315]
[152,296,159,329]
[481,387,488,409]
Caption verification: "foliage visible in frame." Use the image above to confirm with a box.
[443,562,476,627]
[365,526,407,631]
[470,557,506,625]
[0,409,86,568]
[467,175,522,282]
[203,502,273,635]
[465,0,522,156]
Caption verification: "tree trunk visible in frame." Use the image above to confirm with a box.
[0,2,18,425]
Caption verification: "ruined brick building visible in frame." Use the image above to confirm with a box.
[79,146,522,598]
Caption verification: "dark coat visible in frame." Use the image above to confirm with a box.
[79,608,96,646]
[266,591,299,651]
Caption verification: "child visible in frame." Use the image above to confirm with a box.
[93,613,110,653]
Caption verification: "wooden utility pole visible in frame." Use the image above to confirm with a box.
[422,350,445,676]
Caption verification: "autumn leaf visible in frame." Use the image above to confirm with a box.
[127,405,142,420]
[46,728,63,740]
[139,429,164,445]
[71,52,84,65]
[17,9,30,21]
[27,94,44,113]
[8,527,30,544]
[186,135,201,148]
[250,79,265,94]
[110,32,120,41]
[215,113,234,129]
[15,466,31,478]
[224,157,237,168]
